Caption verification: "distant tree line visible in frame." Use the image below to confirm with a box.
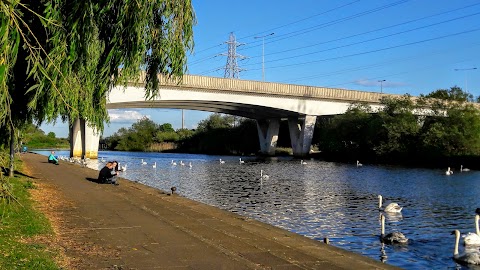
[2,124,69,150]
[103,114,260,155]
[316,86,480,168]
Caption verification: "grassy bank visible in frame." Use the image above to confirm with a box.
[0,159,59,269]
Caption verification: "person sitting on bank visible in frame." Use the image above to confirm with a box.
[98,162,118,185]
[48,151,59,165]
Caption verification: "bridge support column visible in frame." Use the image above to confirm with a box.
[69,118,100,159]
[256,119,280,156]
[288,115,317,157]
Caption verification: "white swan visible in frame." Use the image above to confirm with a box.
[219,159,225,164]
[121,164,127,171]
[239,158,245,164]
[152,162,156,168]
[101,157,105,162]
[260,170,269,179]
[171,160,177,166]
[446,167,453,175]
[356,160,363,167]
[378,195,403,213]
[141,159,147,165]
[189,162,192,168]
[452,229,480,265]
[461,165,471,172]
[463,214,480,246]
[380,214,408,244]
[301,160,307,165]
[180,161,185,166]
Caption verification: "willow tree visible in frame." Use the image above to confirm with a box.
[1,0,195,176]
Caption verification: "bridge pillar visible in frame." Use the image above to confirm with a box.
[288,115,317,157]
[69,118,100,159]
[256,119,280,156]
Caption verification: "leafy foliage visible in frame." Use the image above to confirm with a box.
[317,87,480,167]
[196,113,235,132]
[21,124,69,149]
[105,114,259,155]
[108,117,176,151]
[421,86,473,102]
[0,0,195,175]
[178,115,258,155]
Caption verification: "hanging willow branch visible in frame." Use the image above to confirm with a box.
[0,0,195,133]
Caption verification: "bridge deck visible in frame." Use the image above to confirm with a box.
[130,74,395,103]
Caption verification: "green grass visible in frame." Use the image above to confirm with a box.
[0,169,60,269]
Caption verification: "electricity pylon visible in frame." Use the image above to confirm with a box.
[222,32,246,79]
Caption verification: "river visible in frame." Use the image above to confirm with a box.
[34,150,480,269]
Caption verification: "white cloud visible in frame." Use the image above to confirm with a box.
[354,79,379,87]
[108,109,150,123]
[353,79,407,88]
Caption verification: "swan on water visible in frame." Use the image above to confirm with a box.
[219,159,225,164]
[141,159,147,165]
[463,214,480,246]
[452,230,480,265]
[260,170,269,179]
[356,160,363,167]
[301,160,307,165]
[446,167,453,175]
[121,164,127,171]
[378,195,403,213]
[380,214,408,244]
[180,161,185,166]
[171,160,177,166]
[152,162,156,168]
[461,165,471,172]
[189,162,192,168]
[239,158,245,164]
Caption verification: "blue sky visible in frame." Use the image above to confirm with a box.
[42,0,480,138]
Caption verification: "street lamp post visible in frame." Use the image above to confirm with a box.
[378,79,386,93]
[454,67,477,93]
[254,32,274,81]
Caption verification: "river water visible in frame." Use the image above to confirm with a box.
[34,150,480,269]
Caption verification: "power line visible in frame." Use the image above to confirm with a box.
[191,1,478,70]
[245,27,480,71]
[193,2,479,77]
[254,2,480,59]
[323,58,476,90]
[237,0,361,41]
[238,0,411,52]
[241,11,480,67]
[191,1,411,70]
[189,1,362,63]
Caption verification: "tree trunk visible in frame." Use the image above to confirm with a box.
[9,124,15,177]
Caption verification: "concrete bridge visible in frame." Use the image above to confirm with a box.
[71,74,398,159]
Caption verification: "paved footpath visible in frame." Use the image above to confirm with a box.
[22,153,400,270]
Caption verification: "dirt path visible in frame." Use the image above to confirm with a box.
[22,152,399,270]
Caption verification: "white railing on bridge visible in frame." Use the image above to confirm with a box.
[127,74,402,104]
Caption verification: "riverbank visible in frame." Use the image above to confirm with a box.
[21,152,399,269]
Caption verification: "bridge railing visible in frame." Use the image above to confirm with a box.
[128,74,403,104]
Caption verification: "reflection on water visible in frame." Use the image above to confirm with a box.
[34,150,480,269]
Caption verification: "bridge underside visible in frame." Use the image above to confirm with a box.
[71,99,321,159]
[107,100,302,120]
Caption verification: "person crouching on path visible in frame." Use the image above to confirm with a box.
[98,162,118,185]
[48,151,59,165]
